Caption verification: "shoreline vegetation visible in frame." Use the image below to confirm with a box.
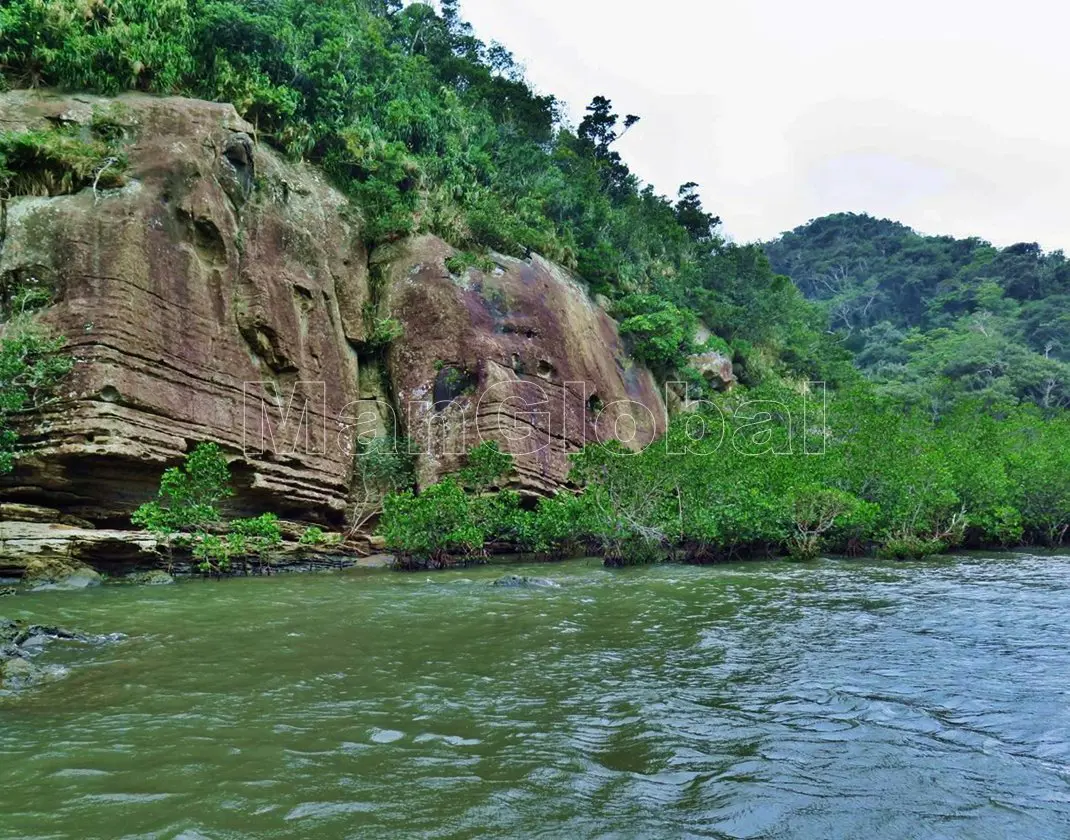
[352,384,1070,567]
[125,390,1070,576]
[0,1,1067,581]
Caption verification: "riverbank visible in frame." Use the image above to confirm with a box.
[0,516,396,589]
[1,497,1063,592]
[1,513,1064,598]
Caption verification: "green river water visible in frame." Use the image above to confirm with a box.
[2,554,1070,839]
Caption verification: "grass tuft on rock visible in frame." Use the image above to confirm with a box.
[0,126,126,197]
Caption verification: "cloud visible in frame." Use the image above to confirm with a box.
[458,0,1070,251]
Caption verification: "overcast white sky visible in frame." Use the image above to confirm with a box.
[457,0,1070,251]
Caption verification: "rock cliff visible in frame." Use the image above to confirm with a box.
[378,236,665,495]
[0,91,668,546]
[0,91,366,526]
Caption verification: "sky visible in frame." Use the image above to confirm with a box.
[457,0,1070,251]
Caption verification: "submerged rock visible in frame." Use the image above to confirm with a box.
[0,617,124,693]
[0,587,15,598]
[0,656,45,689]
[0,617,19,647]
[492,575,561,589]
[124,570,175,586]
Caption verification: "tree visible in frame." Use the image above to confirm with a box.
[132,442,233,569]
[380,478,483,569]
[578,95,638,154]
[132,443,233,534]
[614,294,698,378]
[785,487,872,561]
[674,182,720,243]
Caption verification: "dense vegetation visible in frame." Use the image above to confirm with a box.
[765,213,1070,412]
[382,387,1070,566]
[0,0,848,388]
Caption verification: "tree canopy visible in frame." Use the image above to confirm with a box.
[765,213,1070,412]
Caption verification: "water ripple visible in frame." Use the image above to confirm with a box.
[3,555,1070,838]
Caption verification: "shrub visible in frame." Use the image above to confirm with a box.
[191,532,247,575]
[877,533,949,561]
[365,317,404,348]
[472,489,529,546]
[380,478,483,569]
[133,445,294,574]
[349,435,415,535]
[445,251,495,276]
[614,294,698,378]
[299,525,326,546]
[566,442,675,566]
[0,127,126,197]
[785,487,872,561]
[231,513,283,570]
[519,493,588,558]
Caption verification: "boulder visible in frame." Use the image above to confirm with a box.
[0,617,19,647]
[0,655,48,691]
[688,350,737,392]
[492,574,561,589]
[123,570,175,586]
[23,557,102,591]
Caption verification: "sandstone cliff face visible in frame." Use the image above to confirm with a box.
[378,237,666,494]
[0,91,368,525]
[0,91,665,535]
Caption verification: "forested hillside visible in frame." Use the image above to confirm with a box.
[0,0,847,390]
[765,213,1070,412]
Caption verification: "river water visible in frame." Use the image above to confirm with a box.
[2,555,1070,839]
